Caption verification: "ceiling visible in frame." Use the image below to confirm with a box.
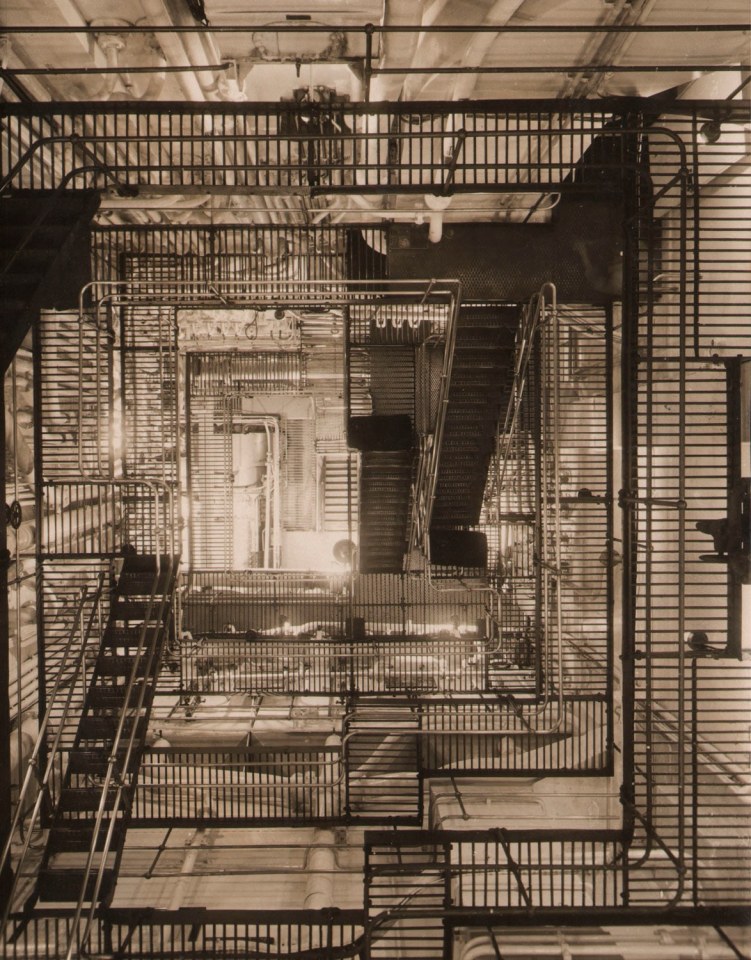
[1,1,747,108]
[2,0,747,230]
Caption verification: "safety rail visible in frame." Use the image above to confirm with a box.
[39,479,176,558]
[458,283,566,733]
[179,633,525,697]
[418,695,609,775]
[343,693,606,772]
[2,909,366,960]
[81,278,460,311]
[0,574,106,937]
[0,101,728,197]
[62,548,175,960]
[406,286,461,563]
[364,829,627,921]
[105,747,346,825]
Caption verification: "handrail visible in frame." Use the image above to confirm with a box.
[392,284,565,736]
[0,572,106,935]
[69,482,174,960]
[407,285,462,561]
[139,753,346,791]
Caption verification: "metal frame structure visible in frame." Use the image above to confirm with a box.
[1,97,749,956]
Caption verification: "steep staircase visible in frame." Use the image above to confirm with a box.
[429,305,516,565]
[365,833,450,958]
[34,554,177,909]
[0,189,99,372]
[345,704,422,823]
[357,347,416,574]
[358,450,413,573]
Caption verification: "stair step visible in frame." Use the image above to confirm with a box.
[87,686,151,711]
[67,749,125,776]
[117,569,173,595]
[120,553,175,574]
[102,625,157,649]
[47,821,125,854]
[95,654,148,677]
[78,715,147,742]
[58,786,122,813]
[37,867,115,903]
[111,598,167,620]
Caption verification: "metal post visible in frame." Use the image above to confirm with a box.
[0,392,11,905]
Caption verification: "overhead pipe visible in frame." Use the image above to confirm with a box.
[418,0,563,228]
[91,32,127,101]
[140,1,208,101]
[459,934,731,960]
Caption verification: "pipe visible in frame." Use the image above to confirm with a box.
[140,1,207,101]
[93,33,126,101]
[0,34,10,96]
[424,193,451,243]
[303,829,336,909]
[459,935,728,960]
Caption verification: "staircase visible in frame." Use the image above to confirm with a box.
[0,189,99,372]
[35,554,177,908]
[365,833,450,959]
[358,450,413,573]
[429,306,516,564]
[345,705,422,823]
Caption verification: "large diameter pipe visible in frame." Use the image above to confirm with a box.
[303,829,336,909]
[140,1,206,101]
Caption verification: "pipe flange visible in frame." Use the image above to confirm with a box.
[89,18,133,52]
[8,500,22,529]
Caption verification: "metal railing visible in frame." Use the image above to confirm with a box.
[0,574,105,936]
[130,747,345,824]
[2,909,366,960]
[63,549,175,960]
[364,829,626,920]
[407,287,461,563]
[0,101,741,197]
[178,633,522,697]
[39,479,175,558]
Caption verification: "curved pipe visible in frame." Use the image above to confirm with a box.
[139,2,207,101]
